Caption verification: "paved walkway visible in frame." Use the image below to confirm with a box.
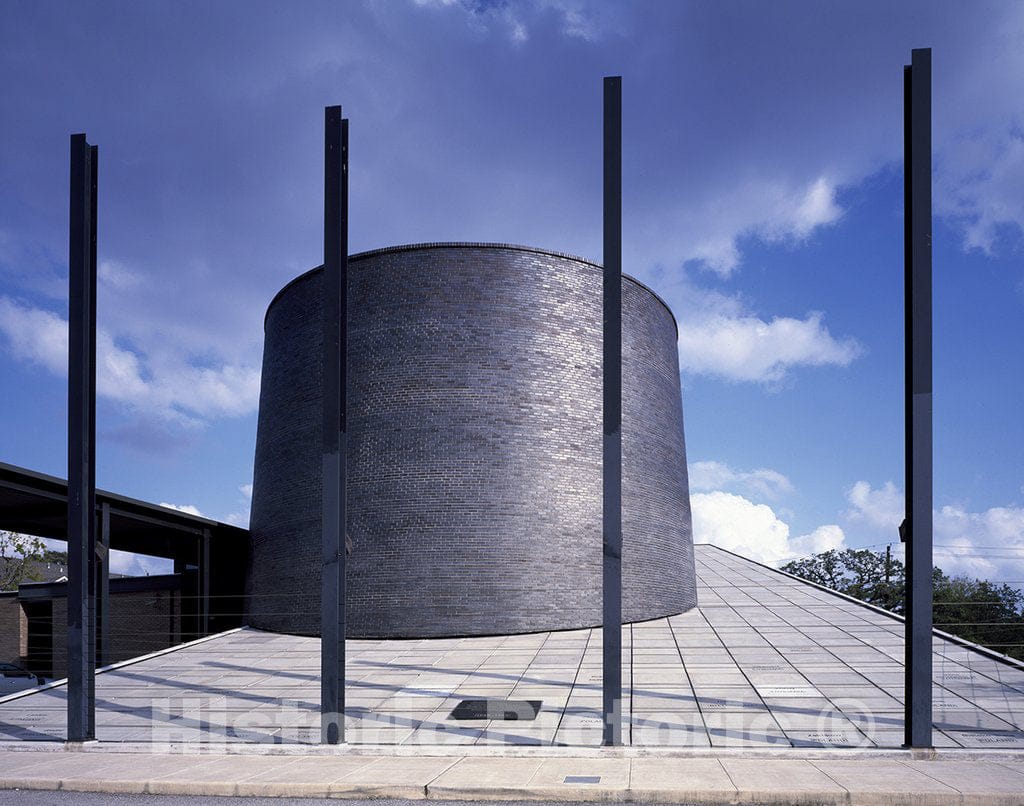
[2,546,1024,748]
[2,747,1024,803]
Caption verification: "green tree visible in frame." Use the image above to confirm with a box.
[782,548,904,611]
[0,530,47,591]
[781,548,1024,661]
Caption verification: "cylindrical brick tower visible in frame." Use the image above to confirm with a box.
[247,243,696,637]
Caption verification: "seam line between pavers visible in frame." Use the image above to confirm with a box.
[139,753,235,792]
[553,627,593,745]
[698,591,790,746]
[380,754,462,797]
[420,755,467,797]
[667,605,714,747]
[713,756,738,796]
[806,758,860,802]
[895,758,967,796]
[234,754,306,785]
[708,757,741,798]
[991,758,1024,780]
[699,544,1024,675]
[523,755,547,786]
[326,754,388,785]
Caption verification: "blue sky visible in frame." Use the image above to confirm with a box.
[1,1,1021,581]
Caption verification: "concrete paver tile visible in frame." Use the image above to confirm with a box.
[333,755,459,797]
[235,755,378,797]
[944,730,1024,749]
[0,750,66,774]
[429,756,545,795]
[721,757,847,803]
[902,759,1024,796]
[524,757,629,798]
[46,753,221,795]
[811,759,957,803]
[0,750,144,779]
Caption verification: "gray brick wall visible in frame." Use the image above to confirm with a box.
[247,243,696,638]
[48,591,181,679]
[0,596,26,666]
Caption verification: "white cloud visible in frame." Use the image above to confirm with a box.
[847,480,1024,583]
[787,177,844,239]
[108,549,173,577]
[790,524,847,558]
[846,480,905,531]
[936,118,1024,255]
[410,0,606,44]
[660,176,844,280]
[642,267,862,385]
[691,490,846,566]
[676,310,862,384]
[97,260,141,291]
[689,460,793,500]
[158,502,206,518]
[0,297,67,376]
[0,297,260,423]
[221,510,250,528]
[933,504,1024,582]
[33,536,172,578]
[239,484,253,499]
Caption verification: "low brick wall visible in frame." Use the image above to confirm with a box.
[0,595,26,666]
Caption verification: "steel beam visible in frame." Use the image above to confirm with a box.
[67,133,97,742]
[602,75,623,747]
[321,105,348,745]
[903,47,933,749]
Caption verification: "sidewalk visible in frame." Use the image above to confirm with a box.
[2,747,1024,804]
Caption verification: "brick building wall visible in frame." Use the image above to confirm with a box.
[4,581,184,681]
[248,243,696,638]
[0,595,26,666]
[49,590,181,679]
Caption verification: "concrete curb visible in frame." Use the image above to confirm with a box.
[4,777,1024,804]
[3,740,1023,761]
[3,751,1024,804]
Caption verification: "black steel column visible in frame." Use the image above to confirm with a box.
[602,75,623,747]
[67,133,98,742]
[97,503,110,667]
[903,47,933,749]
[321,104,348,745]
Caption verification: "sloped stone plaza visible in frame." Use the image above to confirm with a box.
[2,545,1023,749]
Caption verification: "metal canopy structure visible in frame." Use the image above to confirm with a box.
[0,460,246,559]
[0,459,248,663]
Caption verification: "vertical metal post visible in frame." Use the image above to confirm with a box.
[200,529,211,637]
[602,75,623,747]
[97,503,110,667]
[321,105,348,745]
[67,133,97,742]
[903,47,933,749]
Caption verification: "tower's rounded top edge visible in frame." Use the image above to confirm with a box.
[264,242,678,336]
